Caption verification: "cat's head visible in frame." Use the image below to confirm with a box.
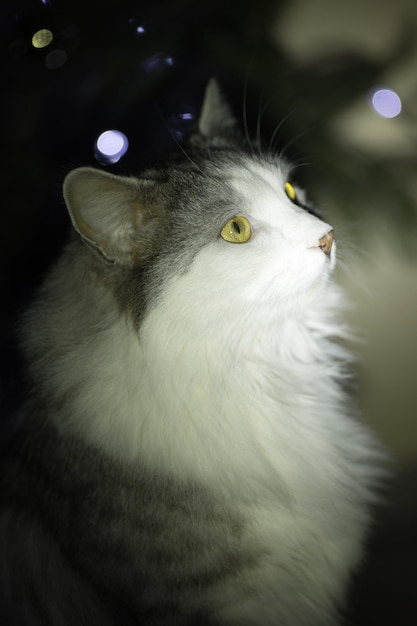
[63,80,335,324]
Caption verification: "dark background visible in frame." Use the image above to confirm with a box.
[1,0,417,623]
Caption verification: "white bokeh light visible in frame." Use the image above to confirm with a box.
[370,88,402,119]
[95,130,129,164]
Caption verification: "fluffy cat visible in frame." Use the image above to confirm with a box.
[0,79,383,625]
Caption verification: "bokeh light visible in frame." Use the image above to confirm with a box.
[370,88,402,119]
[95,130,129,164]
[31,29,53,49]
[142,53,174,75]
[164,104,196,142]
[45,49,68,69]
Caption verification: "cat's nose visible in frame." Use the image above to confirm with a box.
[318,230,334,256]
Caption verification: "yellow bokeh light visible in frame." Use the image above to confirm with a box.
[31,29,53,49]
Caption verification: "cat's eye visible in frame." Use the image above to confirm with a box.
[284,181,322,218]
[220,216,251,243]
[284,181,297,202]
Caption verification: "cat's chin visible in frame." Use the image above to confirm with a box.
[283,261,335,316]
[281,246,335,300]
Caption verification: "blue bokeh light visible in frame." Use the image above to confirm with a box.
[95,130,129,164]
[164,104,196,142]
[141,53,174,75]
[370,88,402,119]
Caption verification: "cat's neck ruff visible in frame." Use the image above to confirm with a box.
[47,271,358,500]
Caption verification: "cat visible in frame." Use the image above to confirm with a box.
[0,79,384,625]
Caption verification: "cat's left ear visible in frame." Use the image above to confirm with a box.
[197,78,239,139]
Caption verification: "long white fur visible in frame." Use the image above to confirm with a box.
[32,159,382,624]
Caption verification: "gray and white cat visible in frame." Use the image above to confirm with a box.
[1,80,384,625]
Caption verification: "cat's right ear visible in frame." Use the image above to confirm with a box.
[63,167,163,266]
[197,78,239,140]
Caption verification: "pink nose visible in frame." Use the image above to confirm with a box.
[318,230,334,256]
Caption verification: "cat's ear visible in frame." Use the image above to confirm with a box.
[63,167,163,266]
[198,78,239,139]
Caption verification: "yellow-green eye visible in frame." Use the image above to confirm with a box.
[220,216,251,243]
[284,181,296,202]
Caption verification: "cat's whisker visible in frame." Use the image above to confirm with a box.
[278,122,323,161]
[268,108,302,155]
[157,108,208,178]
[255,82,268,157]
[286,158,313,174]
[242,69,256,156]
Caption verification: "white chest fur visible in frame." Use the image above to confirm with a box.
[58,280,375,625]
